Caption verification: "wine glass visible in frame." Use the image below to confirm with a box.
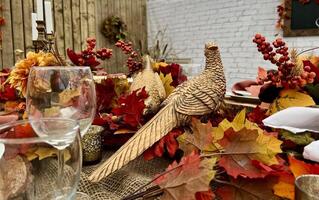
[26,66,96,137]
[26,66,96,199]
[0,119,81,200]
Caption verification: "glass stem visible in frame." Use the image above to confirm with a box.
[57,150,64,193]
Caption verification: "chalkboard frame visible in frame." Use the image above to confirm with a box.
[283,0,319,37]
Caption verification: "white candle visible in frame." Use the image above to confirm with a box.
[32,13,38,40]
[44,1,54,33]
[37,0,44,21]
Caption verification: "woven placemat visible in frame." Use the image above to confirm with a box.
[78,151,169,200]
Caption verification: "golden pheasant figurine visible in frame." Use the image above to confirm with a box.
[89,42,226,182]
[130,55,166,114]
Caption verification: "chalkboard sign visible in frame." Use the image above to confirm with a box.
[284,0,319,37]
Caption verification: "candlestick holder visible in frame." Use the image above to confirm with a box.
[32,20,55,52]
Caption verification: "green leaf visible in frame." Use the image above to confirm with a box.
[280,130,314,145]
[305,84,319,104]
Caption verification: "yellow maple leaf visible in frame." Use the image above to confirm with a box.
[210,109,282,165]
[159,72,175,96]
[59,88,81,105]
[273,181,294,200]
[152,62,168,71]
[268,89,315,115]
[211,109,262,142]
[26,147,71,161]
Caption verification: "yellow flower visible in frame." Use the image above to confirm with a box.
[6,51,58,97]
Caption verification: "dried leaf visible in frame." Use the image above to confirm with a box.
[44,106,60,117]
[95,78,116,112]
[26,147,71,161]
[112,87,148,128]
[144,128,183,160]
[59,88,81,105]
[113,128,136,135]
[215,177,280,200]
[177,118,213,155]
[154,152,216,200]
[218,128,282,178]
[159,73,175,96]
[195,190,215,200]
[288,155,319,178]
[273,171,295,200]
[280,130,314,145]
[257,67,267,82]
[268,89,315,115]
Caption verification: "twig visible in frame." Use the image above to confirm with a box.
[297,46,319,56]
[213,178,269,200]
[200,151,258,158]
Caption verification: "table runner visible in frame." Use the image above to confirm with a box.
[79,151,169,200]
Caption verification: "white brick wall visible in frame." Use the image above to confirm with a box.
[147,0,319,89]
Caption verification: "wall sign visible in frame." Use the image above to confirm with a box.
[284,0,319,37]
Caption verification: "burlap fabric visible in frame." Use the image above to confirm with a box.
[78,151,169,200]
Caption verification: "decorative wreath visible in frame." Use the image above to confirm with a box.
[101,16,127,42]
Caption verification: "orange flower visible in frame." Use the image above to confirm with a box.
[6,51,58,97]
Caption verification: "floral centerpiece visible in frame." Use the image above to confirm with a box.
[2,33,319,200]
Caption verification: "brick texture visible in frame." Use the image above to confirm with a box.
[147,0,319,88]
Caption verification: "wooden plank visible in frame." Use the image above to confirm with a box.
[63,0,73,52]
[0,1,3,68]
[2,0,14,67]
[71,0,81,52]
[80,0,88,49]
[141,0,147,53]
[11,0,25,62]
[23,0,33,53]
[53,0,65,56]
[87,0,95,38]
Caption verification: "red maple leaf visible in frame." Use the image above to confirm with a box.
[195,190,215,200]
[247,106,268,128]
[93,114,119,130]
[112,87,148,129]
[159,63,187,87]
[143,128,183,160]
[95,78,116,112]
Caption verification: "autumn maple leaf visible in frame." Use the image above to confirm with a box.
[177,118,213,155]
[257,66,267,83]
[288,155,319,177]
[95,78,116,112]
[215,176,280,200]
[143,128,183,160]
[218,128,282,179]
[112,87,148,129]
[154,152,215,200]
[159,63,187,87]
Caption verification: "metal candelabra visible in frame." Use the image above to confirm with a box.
[32,20,54,52]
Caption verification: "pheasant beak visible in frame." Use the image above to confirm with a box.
[205,42,218,50]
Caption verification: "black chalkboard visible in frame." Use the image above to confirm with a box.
[284,0,319,37]
[291,0,319,30]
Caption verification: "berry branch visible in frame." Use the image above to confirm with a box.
[253,33,316,89]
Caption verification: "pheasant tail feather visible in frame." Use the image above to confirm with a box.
[89,104,178,182]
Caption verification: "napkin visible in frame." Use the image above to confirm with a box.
[263,107,319,133]
[303,141,319,163]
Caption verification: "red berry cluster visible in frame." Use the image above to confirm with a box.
[253,34,316,89]
[67,38,112,71]
[276,4,285,29]
[115,40,142,74]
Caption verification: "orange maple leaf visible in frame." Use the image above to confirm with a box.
[288,155,319,178]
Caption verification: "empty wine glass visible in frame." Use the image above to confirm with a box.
[26,66,96,137]
[0,119,81,200]
[26,66,96,199]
